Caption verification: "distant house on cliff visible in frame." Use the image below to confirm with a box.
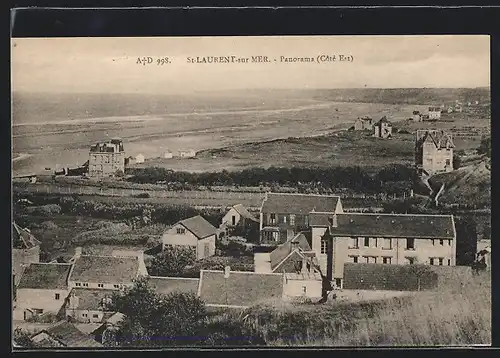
[178,149,196,158]
[163,150,173,159]
[428,107,442,120]
[135,154,145,164]
[415,129,454,175]
[354,116,373,131]
[373,117,392,139]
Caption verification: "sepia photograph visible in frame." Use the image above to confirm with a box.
[11,35,491,348]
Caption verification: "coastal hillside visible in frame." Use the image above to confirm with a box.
[429,159,491,207]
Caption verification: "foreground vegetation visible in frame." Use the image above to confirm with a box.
[100,271,490,347]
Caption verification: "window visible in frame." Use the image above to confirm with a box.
[290,215,295,226]
[432,239,436,246]
[349,255,358,263]
[335,278,342,288]
[54,293,60,300]
[363,256,369,263]
[270,213,276,224]
[302,286,307,294]
[430,258,435,265]
[98,284,104,288]
[406,257,415,265]
[82,313,88,318]
[93,314,99,318]
[283,215,287,224]
[383,238,392,250]
[176,227,186,234]
[448,240,452,246]
[364,237,370,247]
[370,256,377,264]
[83,283,89,287]
[320,239,328,254]
[114,284,120,289]
[445,159,451,166]
[439,240,444,246]
[383,257,392,264]
[406,238,415,250]
[439,258,444,266]
[350,237,359,249]
[448,259,451,266]
[75,282,81,287]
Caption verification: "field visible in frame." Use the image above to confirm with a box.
[13,88,489,176]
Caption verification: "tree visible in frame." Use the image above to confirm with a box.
[13,328,34,348]
[148,245,196,277]
[477,136,491,157]
[406,259,435,291]
[453,153,462,170]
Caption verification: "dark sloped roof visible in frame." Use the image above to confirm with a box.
[329,213,455,239]
[179,215,217,239]
[17,263,72,289]
[270,232,311,270]
[377,116,391,124]
[232,204,259,222]
[68,288,116,310]
[33,321,103,348]
[199,270,284,307]
[261,193,340,214]
[70,256,139,284]
[309,212,334,227]
[148,276,200,296]
[12,222,41,249]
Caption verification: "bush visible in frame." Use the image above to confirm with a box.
[148,246,196,277]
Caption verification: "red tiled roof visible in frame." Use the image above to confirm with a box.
[17,263,72,289]
[179,215,217,239]
[329,213,455,239]
[199,270,284,307]
[261,193,341,215]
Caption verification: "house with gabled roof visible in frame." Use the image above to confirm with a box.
[415,129,454,175]
[64,288,116,323]
[373,116,393,138]
[222,204,259,227]
[68,253,145,291]
[30,320,103,348]
[12,222,41,286]
[161,215,217,260]
[14,263,73,321]
[310,212,457,288]
[259,193,343,244]
[354,116,373,131]
[428,106,442,120]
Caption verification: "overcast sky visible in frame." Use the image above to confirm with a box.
[11,35,490,94]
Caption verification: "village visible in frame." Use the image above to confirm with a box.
[12,97,491,348]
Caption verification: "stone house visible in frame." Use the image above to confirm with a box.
[178,149,196,158]
[428,106,442,120]
[259,192,343,244]
[161,215,217,260]
[14,263,73,321]
[88,138,125,178]
[309,212,457,288]
[415,130,454,175]
[354,116,373,131]
[135,153,145,163]
[373,117,392,138]
[12,222,41,287]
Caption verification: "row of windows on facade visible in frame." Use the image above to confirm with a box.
[176,228,186,234]
[268,213,297,226]
[80,312,100,319]
[320,237,452,254]
[346,255,451,265]
[426,158,451,166]
[90,164,121,171]
[74,282,123,289]
[90,155,122,164]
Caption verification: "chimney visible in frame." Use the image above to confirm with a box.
[224,266,231,279]
[331,214,338,227]
[69,292,80,310]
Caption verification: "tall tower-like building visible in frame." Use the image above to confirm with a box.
[88,138,125,179]
[415,130,454,175]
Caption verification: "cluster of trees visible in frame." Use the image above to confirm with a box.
[107,278,265,347]
[127,164,417,195]
[477,136,491,158]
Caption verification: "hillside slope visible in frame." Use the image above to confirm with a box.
[429,159,491,207]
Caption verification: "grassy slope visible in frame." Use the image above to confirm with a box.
[209,272,491,346]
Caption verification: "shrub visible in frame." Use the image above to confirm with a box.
[148,246,196,277]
